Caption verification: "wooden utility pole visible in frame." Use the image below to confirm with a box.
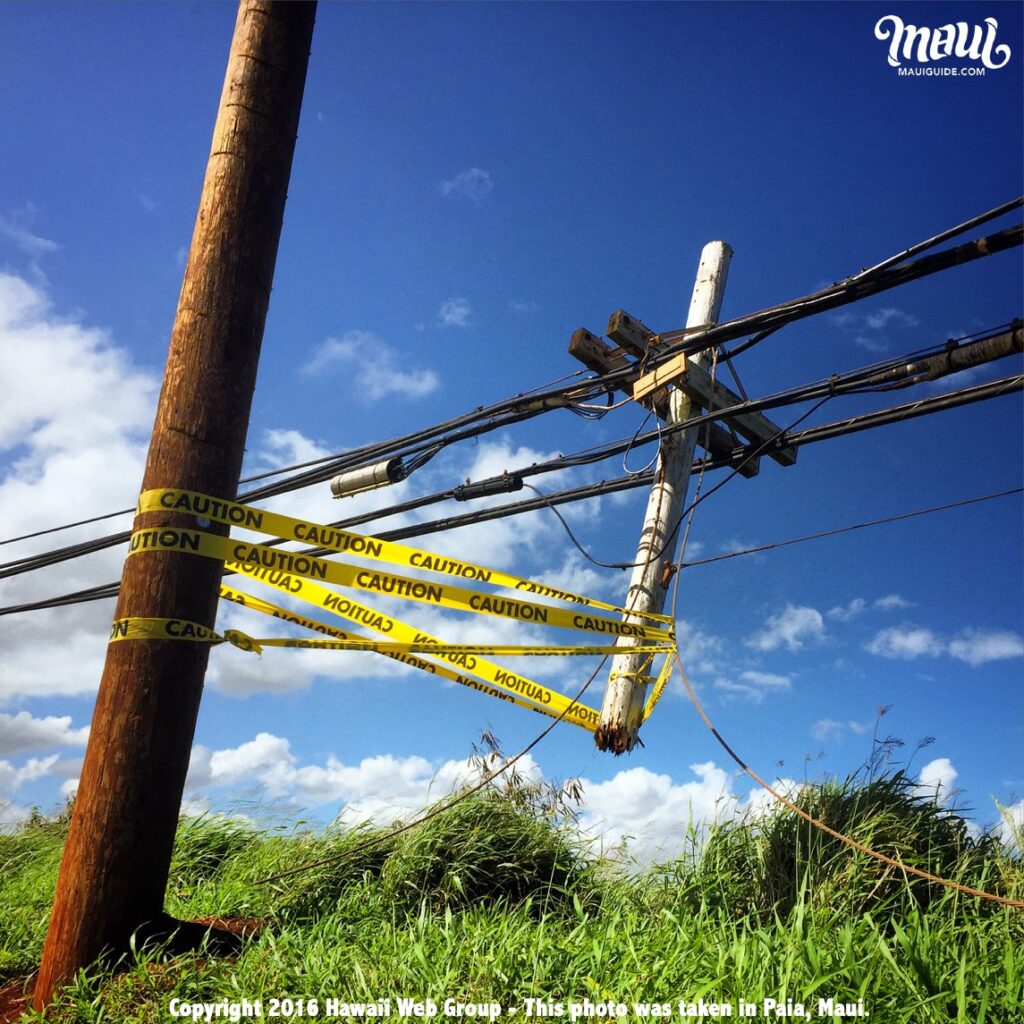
[35,1,316,1006]
[595,241,732,754]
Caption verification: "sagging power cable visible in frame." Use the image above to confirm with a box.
[3,196,1020,557]
[3,320,1016,585]
[1,372,1020,618]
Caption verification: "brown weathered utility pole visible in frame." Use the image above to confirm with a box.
[35,1,316,1006]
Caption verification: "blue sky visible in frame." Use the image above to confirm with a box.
[0,1,1021,859]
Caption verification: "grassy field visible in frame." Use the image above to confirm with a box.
[1,769,1022,1023]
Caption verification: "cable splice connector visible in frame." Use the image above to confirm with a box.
[453,472,524,502]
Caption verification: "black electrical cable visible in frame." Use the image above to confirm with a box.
[1,373,1020,619]
[6,199,1020,551]
[1,321,1018,586]
[679,487,1024,570]
[5,198,1020,557]
[644,222,1022,363]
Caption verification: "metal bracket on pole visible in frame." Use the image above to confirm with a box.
[634,352,798,466]
[567,316,759,477]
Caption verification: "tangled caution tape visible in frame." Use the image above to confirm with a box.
[109,488,679,732]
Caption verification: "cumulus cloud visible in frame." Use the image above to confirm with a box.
[864,307,919,332]
[827,594,911,622]
[914,756,958,806]
[865,626,944,660]
[714,670,791,703]
[575,762,738,862]
[178,735,814,865]
[185,732,542,826]
[0,272,159,704]
[438,298,471,328]
[0,712,89,756]
[827,598,868,622]
[812,718,871,742]
[947,629,1024,667]
[865,625,1023,666]
[577,763,800,864]
[439,168,493,201]
[746,604,825,652]
[0,753,61,828]
[300,330,439,401]
[812,718,844,741]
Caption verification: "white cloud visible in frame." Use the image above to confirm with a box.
[996,799,1023,851]
[746,604,825,652]
[947,629,1024,667]
[186,732,542,826]
[914,756,958,806]
[183,734,771,865]
[719,537,756,555]
[864,625,1023,666]
[827,598,867,622]
[509,300,539,314]
[713,670,790,704]
[577,763,802,863]
[439,168,493,202]
[0,272,159,703]
[577,762,738,862]
[812,718,844,741]
[865,626,944,660]
[675,619,722,675]
[741,671,786,688]
[812,718,871,741]
[438,298,471,328]
[253,428,332,471]
[0,203,60,258]
[0,753,61,826]
[834,306,918,354]
[828,594,911,621]
[0,712,89,756]
[864,307,918,331]
[742,777,802,821]
[300,330,440,401]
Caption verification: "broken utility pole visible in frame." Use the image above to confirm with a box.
[595,241,733,753]
[35,0,316,1006]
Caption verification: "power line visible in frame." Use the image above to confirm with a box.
[650,218,1022,358]
[2,372,1019,619]
[679,488,1024,569]
[3,320,1017,587]
[3,195,1020,559]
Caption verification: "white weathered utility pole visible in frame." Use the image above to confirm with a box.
[594,241,733,754]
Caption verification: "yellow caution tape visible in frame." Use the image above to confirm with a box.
[119,488,681,733]
[224,560,608,730]
[109,616,260,652]
[138,488,673,626]
[642,654,676,722]
[216,587,596,731]
[127,525,675,642]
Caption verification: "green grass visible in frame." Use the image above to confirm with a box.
[1,773,1022,1024]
